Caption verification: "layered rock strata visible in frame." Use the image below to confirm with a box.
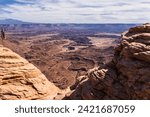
[67,24,150,100]
[0,45,59,100]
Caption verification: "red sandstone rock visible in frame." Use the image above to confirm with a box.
[66,23,150,100]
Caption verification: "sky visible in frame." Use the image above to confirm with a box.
[0,0,150,23]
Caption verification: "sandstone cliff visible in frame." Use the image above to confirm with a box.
[66,23,150,100]
[0,45,60,100]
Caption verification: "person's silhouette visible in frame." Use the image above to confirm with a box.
[1,28,5,45]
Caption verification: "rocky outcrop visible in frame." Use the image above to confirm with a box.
[66,23,150,100]
[0,45,60,100]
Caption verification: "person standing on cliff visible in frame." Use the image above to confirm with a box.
[1,28,6,45]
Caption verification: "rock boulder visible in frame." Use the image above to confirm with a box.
[0,45,59,100]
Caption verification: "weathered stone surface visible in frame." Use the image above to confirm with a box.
[0,45,59,100]
[66,23,150,100]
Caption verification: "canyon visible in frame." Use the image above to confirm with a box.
[0,23,149,100]
[66,23,150,99]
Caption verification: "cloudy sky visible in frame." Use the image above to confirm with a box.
[0,0,150,23]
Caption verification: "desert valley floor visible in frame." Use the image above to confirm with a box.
[2,24,123,89]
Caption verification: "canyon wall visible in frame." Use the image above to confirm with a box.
[66,23,150,100]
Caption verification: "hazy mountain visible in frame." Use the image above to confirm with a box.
[0,19,30,24]
[0,19,139,33]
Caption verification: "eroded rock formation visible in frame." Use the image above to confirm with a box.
[66,23,150,100]
[0,45,60,100]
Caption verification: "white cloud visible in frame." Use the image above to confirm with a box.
[0,0,150,23]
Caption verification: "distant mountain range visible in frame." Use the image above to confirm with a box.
[0,19,30,24]
[0,19,139,33]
